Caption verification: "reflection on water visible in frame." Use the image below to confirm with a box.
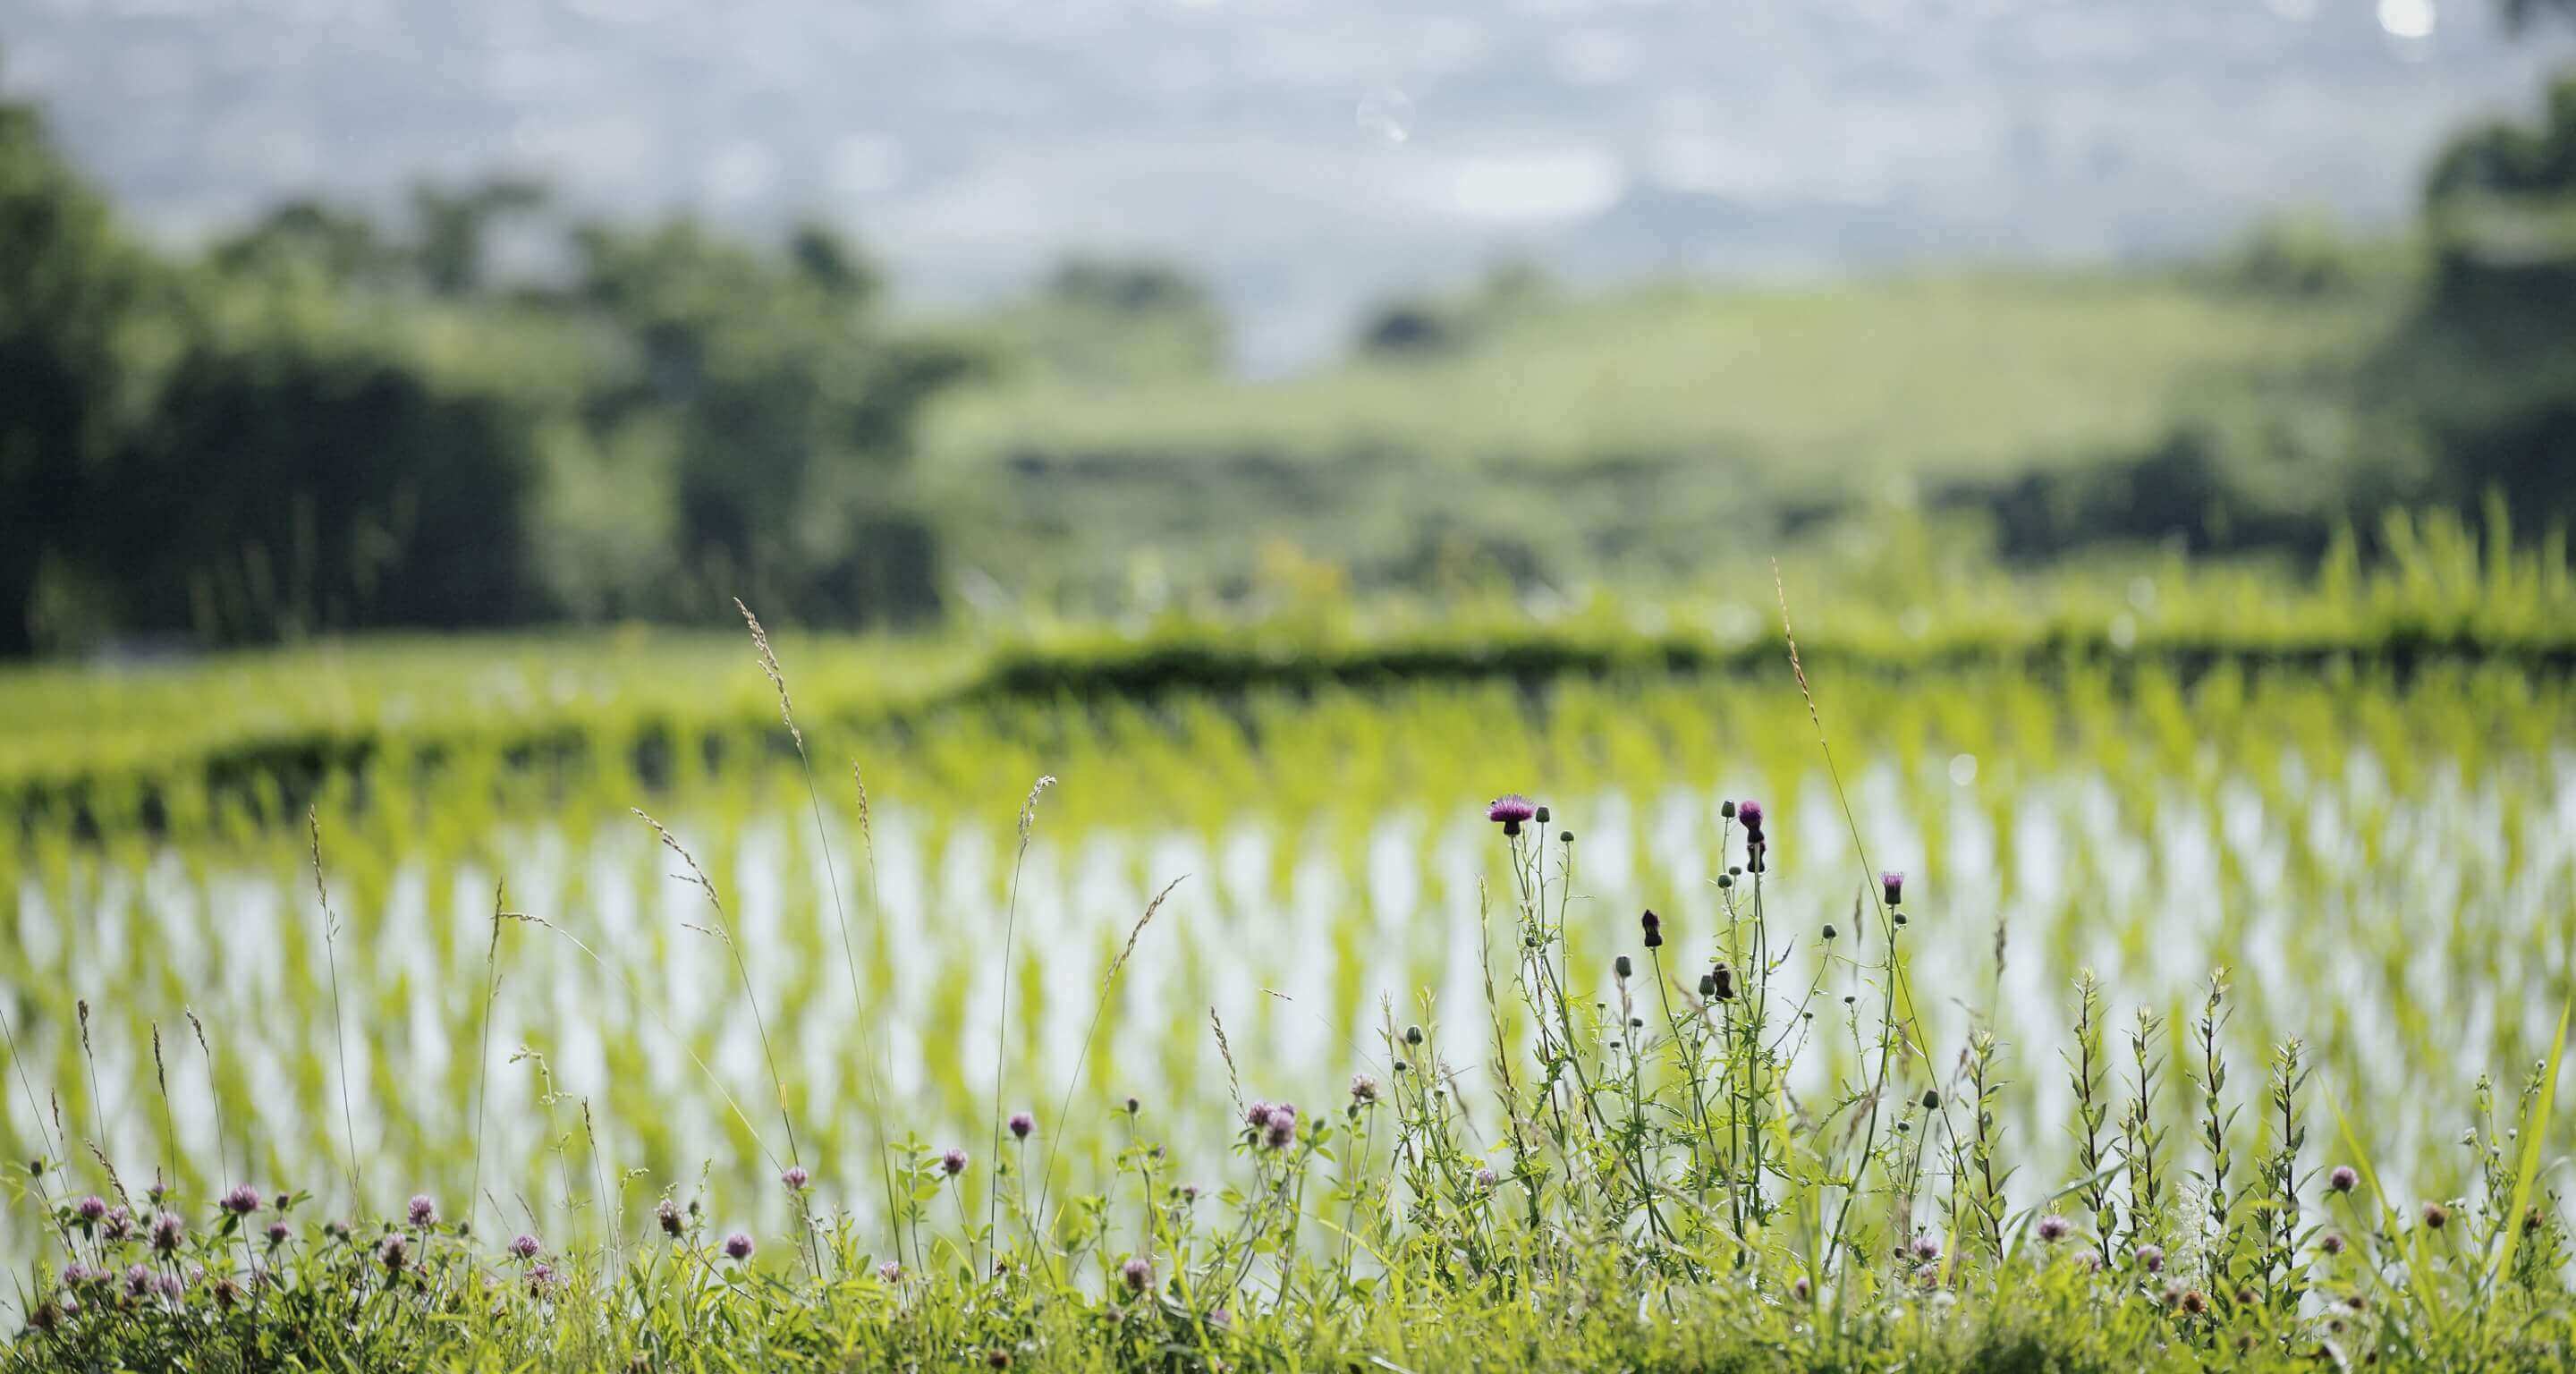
[11,742,2570,1255]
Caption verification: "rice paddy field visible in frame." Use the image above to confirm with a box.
[6,516,2575,1370]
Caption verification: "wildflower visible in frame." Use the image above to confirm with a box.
[1121,1256,1153,1293]
[2036,1215,2071,1243]
[723,1232,755,1261]
[656,1199,682,1236]
[940,1148,969,1177]
[1791,1275,1811,1302]
[2421,1202,2448,1230]
[123,1264,152,1299]
[1911,1234,1941,1262]
[2320,1233,2344,1256]
[266,1220,290,1246]
[274,1192,292,1210]
[1007,1110,1036,1141]
[1179,1183,1201,1203]
[211,1274,241,1309]
[1640,909,1663,948]
[878,1260,902,1283]
[1735,800,1765,837]
[102,1208,132,1243]
[2134,1244,2165,1273]
[527,1262,555,1298]
[1882,871,1904,907]
[1486,794,1538,837]
[1264,1103,1298,1149]
[509,1233,541,1260]
[222,1183,261,1216]
[1710,962,1735,1000]
[407,1194,438,1228]
[781,1166,810,1192]
[379,1234,409,1273]
[149,1211,184,1254]
[2327,1165,2359,1193]
[2179,1289,2209,1317]
[1473,1166,1498,1189]
[1349,1073,1380,1106]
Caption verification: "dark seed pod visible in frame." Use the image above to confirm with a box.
[1716,874,1733,890]
[1403,1025,1425,1046]
[1533,805,1551,825]
[1558,830,1573,844]
[1614,955,1633,980]
[1720,800,1736,818]
[1921,1090,1942,1111]
[1640,909,1664,948]
[1820,923,1836,941]
[1711,963,1735,1000]
[1698,973,1718,997]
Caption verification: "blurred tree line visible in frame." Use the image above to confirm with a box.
[0,87,985,656]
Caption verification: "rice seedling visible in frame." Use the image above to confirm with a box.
[1,558,2571,1369]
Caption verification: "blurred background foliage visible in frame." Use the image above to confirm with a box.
[4,39,2576,657]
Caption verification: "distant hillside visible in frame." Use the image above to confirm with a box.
[916,253,2434,608]
[3,4,2567,369]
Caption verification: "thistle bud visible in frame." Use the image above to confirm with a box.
[1710,963,1734,1000]
[1921,1089,1942,1111]
[1640,909,1663,948]
[1533,805,1550,825]
[1820,923,1836,941]
[1614,955,1633,980]
[1698,972,1718,997]
[1403,1025,1424,1046]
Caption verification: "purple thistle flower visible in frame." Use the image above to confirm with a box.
[781,1166,810,1192]
[1735,800,1764,835]
[1882,871,1904,907]
[1263,1102,1298,1149]
[123,1264,152,1298]
[407,1194,438,1228]
[878,1260,902,1283]
[102,1207,132,1243]
[2328,1165,2360,1193]
[723,1232,755,1261]
[526,1261,555,1297]
[74,1195,106,1223]
[509,1233,541,1260]
[1473,1166,1498,1189]
[2036,1215,2071,1243]
[1910,1233,1941,1262]
[940,1148,969,1177]
[1486,794,1537,837]
[656,1199,682,1236]
[2135,1244,2165,1272]
[1120,1256,1153,1293]
[1009,1111,1035,1141]
[155,1273,184,1302]
[149,1211,184,1254]
[222,1183,262,1216]
[266,1220,291,1246]
[1349,1074,1379,1106]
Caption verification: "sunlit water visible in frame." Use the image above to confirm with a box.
[11,741,2571,1260]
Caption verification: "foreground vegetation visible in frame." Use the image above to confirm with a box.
[5,534,2573,1369]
